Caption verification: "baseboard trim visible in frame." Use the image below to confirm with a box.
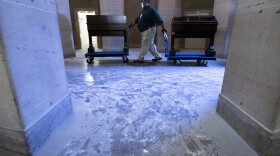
[217,94,280,156]
[26,94,72,153]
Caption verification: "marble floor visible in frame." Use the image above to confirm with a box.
[31,50,257,156]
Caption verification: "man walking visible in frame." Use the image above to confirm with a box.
[129,0,166,63]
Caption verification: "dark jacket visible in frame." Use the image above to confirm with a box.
[135,6,163,32]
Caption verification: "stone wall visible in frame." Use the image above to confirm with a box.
[157,0,182,51]
[69,0,100,49]
[183,0,214,10]
[183,0,215,49]
[56,0,76,58]
[0,0,72,154]
[0,28,28,154]
[125,0,158,48]
[99,0,124,51]
[217,0,280,155]
[213,0,237,58]
[69,0,220,51]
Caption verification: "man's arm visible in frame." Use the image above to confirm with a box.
[129,16,139,28]
[160,24,166,32]
[151,8,166,32]
[129,23,136,28]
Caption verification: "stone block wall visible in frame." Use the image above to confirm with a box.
[213,0,237,58]
[157,0,182,51]
[217,0,280,155]
[69,0,100,49]
[99,0,124,51]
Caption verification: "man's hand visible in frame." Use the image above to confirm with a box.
[129,24,134,28]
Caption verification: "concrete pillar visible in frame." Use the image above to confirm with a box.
[217,0,280,155]
[213,0,237,58]
[99,0,124,51]
[157,0,182,51]
[56,0,76,58]
[0,0,72,155]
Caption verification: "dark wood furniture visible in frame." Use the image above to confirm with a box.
[85,15,129,63]
[171,16,218,56]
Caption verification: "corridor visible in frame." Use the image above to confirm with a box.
[32,51,257,156]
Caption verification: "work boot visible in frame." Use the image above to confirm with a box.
[133,59,144,63]
[152,57,162,61]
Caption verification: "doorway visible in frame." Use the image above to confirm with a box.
[77,11,97,49]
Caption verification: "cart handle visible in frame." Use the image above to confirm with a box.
[162,31,170,56]
[125,27,133,49]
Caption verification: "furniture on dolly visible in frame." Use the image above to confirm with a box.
[85,15,129,64]
[169,16,218,65]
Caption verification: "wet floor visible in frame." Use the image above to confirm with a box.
[33,50,257,156]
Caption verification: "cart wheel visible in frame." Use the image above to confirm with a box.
[175,60,181,65]
[122,56,129,63]
[196,59,202,66]
[201,60,208,66]
[86,58,94,64]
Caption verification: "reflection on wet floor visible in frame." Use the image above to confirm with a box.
[33,51,257,156]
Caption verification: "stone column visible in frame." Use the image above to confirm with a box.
[99,0,124,51]
[213,0,237,58]
[56,0,76,58]
[157,0,182,51]
[217,0,280,155]
[0,0,72,155]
